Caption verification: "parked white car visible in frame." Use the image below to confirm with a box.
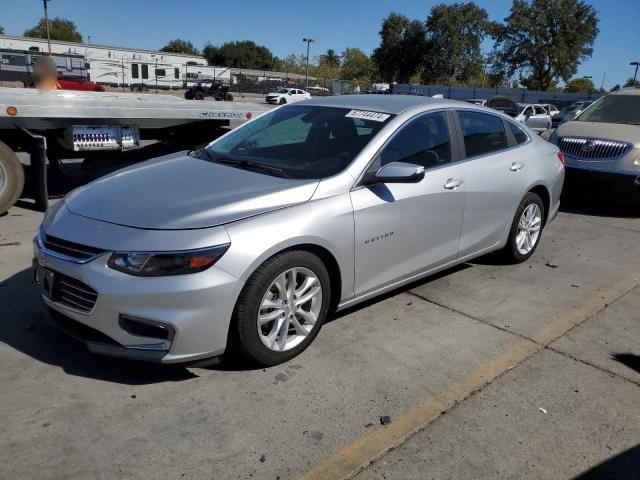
[516,104,552,132]
[266,88,311,105]
[540,103,560,116]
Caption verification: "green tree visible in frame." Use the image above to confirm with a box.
[0,26,4,35]
[319,49,341,69]
[160,39,200,56]
[203,41,275,70]
[492,0,598,91]
[273,54,306,74]
[564,77,596,93]
[341,48,374,83]
[373,13,428,83]
[314,49,341,80]
[623,77,640,88]
[422,2,496,86]
[610,84,620,92]
[24,17,83,43]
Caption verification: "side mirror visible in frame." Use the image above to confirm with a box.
[364,161,425,185]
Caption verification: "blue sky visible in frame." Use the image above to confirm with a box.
[3,0,639,89]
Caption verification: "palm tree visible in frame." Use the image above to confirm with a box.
[321,49,341,69]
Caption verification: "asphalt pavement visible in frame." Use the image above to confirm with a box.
[0,176,638,479]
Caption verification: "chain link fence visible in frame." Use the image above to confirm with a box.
[391,84,600,108]
[230,70,369,97]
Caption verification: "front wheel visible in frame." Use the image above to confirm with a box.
[279,97,287,105]
[501,192,545,263]
[231,251,330,366]
[225,93,233,101]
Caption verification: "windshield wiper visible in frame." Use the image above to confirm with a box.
[203,152,289,178]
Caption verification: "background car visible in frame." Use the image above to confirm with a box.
[538,103,560,116]
[25,75,106,92]
[516,104,552,132]
[551,90,640,204]
[265,88,311,104]
[35,96,564,366]
[551,101,594,129]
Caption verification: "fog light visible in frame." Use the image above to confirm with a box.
[633,158,640,167]
[119,314,175,345]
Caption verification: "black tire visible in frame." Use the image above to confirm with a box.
[279,97,287,105]
[195,91,205,100]
[184,90,194,100]
[501,192,545,263]
[225,93,233,101]
[230,251,331,366]
[0,141,24,215]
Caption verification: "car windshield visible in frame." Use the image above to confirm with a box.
[277,88,289,93]
[205,105,393,179]
[575,97,638,125]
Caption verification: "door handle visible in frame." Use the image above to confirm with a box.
[510,162,524,172]
[444,178,464,190]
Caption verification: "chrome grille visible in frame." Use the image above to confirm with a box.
[44,235,107,260]
[52,273,98,313]
[558,137,632,160]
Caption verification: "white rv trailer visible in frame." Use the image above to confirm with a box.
[0,35,229,90]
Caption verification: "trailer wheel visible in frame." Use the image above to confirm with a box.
[225,93,234,101]
[0,141,25,215]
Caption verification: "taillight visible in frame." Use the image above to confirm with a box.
[557,152,565,165]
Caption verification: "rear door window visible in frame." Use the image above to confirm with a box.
[457,111,508,157]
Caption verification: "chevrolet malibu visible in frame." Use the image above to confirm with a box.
[34,95,565,366]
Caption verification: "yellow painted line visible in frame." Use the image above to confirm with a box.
[298,272,639,480]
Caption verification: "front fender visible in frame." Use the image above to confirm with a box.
[215,194,355,304]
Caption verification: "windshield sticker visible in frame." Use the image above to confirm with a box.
[345,110,390,122]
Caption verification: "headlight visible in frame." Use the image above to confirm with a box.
[107,244,229,277]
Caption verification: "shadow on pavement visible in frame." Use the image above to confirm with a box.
[560,186,639,219]
[611,353,640,375]
[573,444,640,480]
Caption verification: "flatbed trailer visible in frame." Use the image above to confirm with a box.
[0,87,269,213]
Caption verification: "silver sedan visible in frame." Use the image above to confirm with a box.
[33,95,565,366]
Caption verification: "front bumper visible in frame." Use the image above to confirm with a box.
[33,237,245,364]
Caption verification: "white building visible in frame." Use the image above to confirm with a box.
[0,34,229,89]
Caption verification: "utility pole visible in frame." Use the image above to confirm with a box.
[631,61,640,85]
[599,72,606,91]
[302,37,314,88]
[155,57,158,93]
[43,0,52,56]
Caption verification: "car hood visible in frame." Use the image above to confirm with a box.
[65,152,319,230]
[556,121,640,145]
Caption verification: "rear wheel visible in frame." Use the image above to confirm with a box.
[0,141,24,214]
[501,192,545,263]
[225,93,233,101]
[231,251,330,366]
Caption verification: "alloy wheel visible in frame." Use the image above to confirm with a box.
[516,203,542,255]
[257,267,322,352]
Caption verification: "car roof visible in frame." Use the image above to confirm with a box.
[302,94,459,114]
